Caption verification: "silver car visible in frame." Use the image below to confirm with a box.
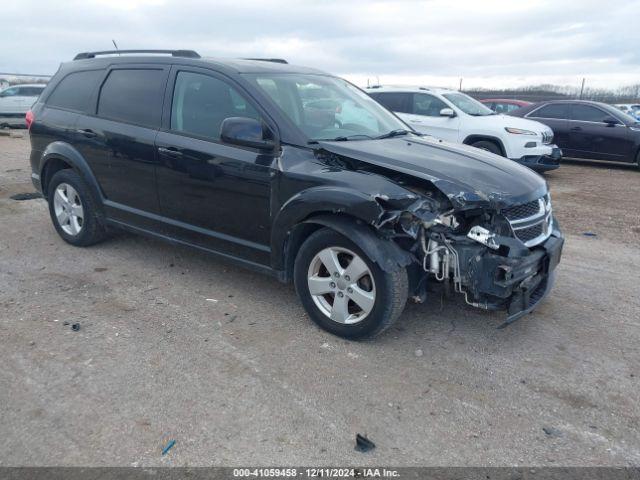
[0,84,46,127]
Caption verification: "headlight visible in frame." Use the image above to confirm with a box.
[505,127,537,135]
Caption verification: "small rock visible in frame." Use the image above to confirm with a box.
[354,433,375,453]
[71,323,80,331]
[28,341,36,346]
[542,426,562,437]
[94,267,108,272]
[414,348,423,357]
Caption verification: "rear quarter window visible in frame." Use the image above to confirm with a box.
[529,103,568,120]
[97,69,166,128]
[46,70,103,112]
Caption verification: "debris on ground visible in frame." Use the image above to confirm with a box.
[71,323,80,332]
[94,267,108,272]
[161,439,176,455]
[355,433,376,452]
[542,426,563,438]
[582,232,597,237]
[415,349,423,357]
[10,192,42,201]
[206,298,218,303]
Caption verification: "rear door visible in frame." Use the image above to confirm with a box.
[154,67,276,265]
[568,104,632,162]
[526,103,570,152]
[0,86,23,116]
[76,65,169,218]
[370,91,412,123]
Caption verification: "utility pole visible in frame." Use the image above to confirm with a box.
[579,78,585,100]
[459,78,463,92]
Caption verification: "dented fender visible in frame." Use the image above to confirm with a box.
[302,214,415,273]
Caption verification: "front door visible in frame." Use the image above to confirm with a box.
[154,68,276,265]
[402,92,460,141]
[568,104,633,162]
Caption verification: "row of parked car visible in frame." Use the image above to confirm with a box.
[366,86,640,170]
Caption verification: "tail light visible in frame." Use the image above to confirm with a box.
[25,110,34,130]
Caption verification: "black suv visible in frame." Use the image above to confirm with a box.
[28,50,564,339]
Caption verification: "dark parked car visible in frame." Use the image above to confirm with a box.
[510,100,640,166]
[27,50,563,338]
[480,98,532,114]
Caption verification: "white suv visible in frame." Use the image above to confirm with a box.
[367,86,562,171]
[0,84,46,128]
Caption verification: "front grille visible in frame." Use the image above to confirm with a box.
[503,200,540,221]
[514,223,543,243]
[503,195,552,247]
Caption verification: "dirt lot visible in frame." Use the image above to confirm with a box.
[0,134,639,467]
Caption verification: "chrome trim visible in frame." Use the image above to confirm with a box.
[507,195,553,247]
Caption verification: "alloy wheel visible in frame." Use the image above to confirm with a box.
[307,246,376,324]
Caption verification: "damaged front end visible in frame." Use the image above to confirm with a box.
[312,141,564,325]
[385,188,564,326]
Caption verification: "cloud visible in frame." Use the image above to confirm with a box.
[1,0,639,89]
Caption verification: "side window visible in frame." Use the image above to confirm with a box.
[506,103,522,113]
[171,71,261,140]
[570,105,610,123]
[20,87,43,96]
[529,103,568,120]
[412,93,448,116]
[98,69,166,128]
[47,70,103,112]
[0,87,19,97]
[375,92,411,113]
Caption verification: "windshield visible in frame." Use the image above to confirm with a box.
[443,92,495,116]
[247,74,408,141]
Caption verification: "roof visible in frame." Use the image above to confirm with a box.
[1,83,46,89]
[479,98,531,105]
[365,85,456,94]
[66,54,327,76]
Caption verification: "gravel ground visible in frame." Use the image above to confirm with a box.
[0,134,639,467]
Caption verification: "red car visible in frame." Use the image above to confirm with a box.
[480,99,532,114]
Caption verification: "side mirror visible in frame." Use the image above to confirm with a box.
[220,117,275,150]
[603,116,620,126]
[440,108,456,118]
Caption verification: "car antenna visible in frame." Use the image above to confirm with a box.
[112,39,120,55]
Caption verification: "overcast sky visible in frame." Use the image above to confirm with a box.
[2,0,639,90]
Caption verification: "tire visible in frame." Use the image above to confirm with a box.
[47,169,107,247]
[471,140,502,156]
[294,227,408,339]
[636,150,640,170]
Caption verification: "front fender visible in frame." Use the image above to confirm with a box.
[39,141,103,202]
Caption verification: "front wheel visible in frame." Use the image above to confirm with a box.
[294,228,408,339]
[471,140,502,156]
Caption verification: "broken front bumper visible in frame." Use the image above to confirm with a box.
[461,222,564,325]
[513,147,562,172]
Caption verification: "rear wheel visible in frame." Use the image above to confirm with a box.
[48,169,107,246]
[471,140,502,156]
[294,228,408,339]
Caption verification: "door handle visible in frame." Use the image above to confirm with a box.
[570,126,582,132]
[77,128,97,138]
[158,147,183,158]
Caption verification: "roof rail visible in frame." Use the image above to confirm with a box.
[73,49,200,60]
[243,58,288,64]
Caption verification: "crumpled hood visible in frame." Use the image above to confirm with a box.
[317,135,548,210]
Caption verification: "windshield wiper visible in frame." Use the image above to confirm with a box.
[314,134,375,142]
[376,129,411,139]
